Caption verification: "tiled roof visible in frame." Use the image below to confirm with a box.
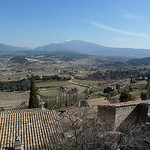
[0,109,62,150]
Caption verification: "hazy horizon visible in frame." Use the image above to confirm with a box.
[3,39,150,50]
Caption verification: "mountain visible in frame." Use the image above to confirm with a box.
[1,40,150,58]
[0,43,31,52]
[34,40,150,58]
[127,57,150,66]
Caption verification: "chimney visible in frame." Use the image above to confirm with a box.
[41,101,45,110]
[14,135,23,150]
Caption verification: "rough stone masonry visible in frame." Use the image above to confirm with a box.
[98,101,150,130]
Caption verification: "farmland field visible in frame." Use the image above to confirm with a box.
[0,91,29,108]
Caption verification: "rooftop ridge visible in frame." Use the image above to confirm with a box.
[98,100,150,107]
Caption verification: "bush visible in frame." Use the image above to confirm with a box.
[119,90,132,102]
[104,87,114,94]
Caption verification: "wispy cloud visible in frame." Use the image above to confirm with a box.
[90,21,150,38]
[123,13,140,20]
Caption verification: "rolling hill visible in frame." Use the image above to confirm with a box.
[127,57,150,66]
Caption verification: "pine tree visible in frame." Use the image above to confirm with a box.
[29,77,40,108]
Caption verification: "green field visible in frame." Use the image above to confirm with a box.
[37,80,87,100]
[36,80,72,87]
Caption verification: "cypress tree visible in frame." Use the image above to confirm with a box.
[147,76,150,99]
[29,77,40,108]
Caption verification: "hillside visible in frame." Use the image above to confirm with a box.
[10,56,29,64]
[43,51,90,61]
[127,57,150,66]
[0,43,31,52]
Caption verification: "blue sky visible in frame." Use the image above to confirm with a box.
[1,0,150,49]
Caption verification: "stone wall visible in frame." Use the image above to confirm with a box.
[115,104,136,128]
[98,102,150,130]
[98,105,116,130]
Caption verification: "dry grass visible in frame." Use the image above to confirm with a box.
[0,91,29,107]
[74,79,104,87]
[0,72,28,81]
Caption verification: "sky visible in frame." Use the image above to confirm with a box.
[1,0,150,49]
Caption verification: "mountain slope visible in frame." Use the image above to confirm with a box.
[35,40,111,54]
[127,57,150,66]
[34,40,150,58]
[0,43,31,52]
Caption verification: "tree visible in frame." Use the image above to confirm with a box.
[59,106,150,150]
[146,75,150,99]
[141,91,147,100]
[29,77,40,108]
[34,75,41,80]
[119,90,132,102]
[116,84,120,90]
[83,88,89,100]
[104,87,114,94]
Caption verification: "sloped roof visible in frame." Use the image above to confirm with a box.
[0,109,62,150]
[86,98,110,107]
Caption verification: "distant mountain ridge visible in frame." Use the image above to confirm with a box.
[1,40,150,58]
[0,43,31,52]
[34,40,150,58]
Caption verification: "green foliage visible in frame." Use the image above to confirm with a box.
[45,51,89,61]
[88,87,104,99]
[29,77,40,108]
[0,79,30,92]
[119,90,132,102]
[104,87,114,93]
[129,86,134,92]
[0,108,5,111]
[127,57,150,66]
[116,84,120,90]
[90,87,103,93]
[88,71,103,80]
[88,70,143,80]
[141,91,147,100]
[44,100,49,108]
[68,87,78,94]
[33,75,70,82]
[33,75,41,80]
[10,56,29,64]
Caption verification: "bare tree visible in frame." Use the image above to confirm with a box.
[58,106,150,150]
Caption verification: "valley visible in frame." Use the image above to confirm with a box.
[0,42,150,110]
